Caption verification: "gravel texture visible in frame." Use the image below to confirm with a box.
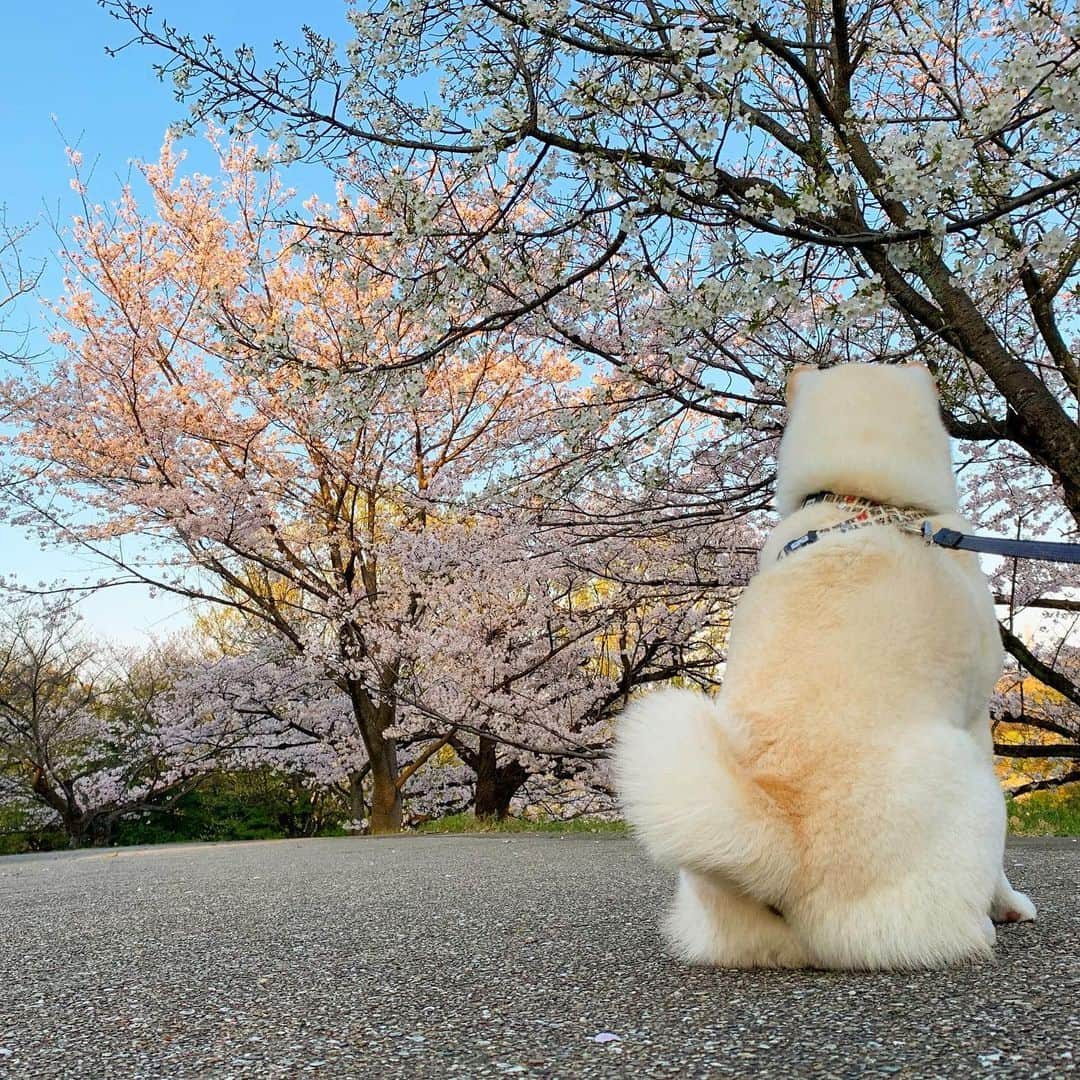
[0,834,1076,1079]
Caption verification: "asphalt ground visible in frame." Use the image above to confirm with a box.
[0,834,1076,1079]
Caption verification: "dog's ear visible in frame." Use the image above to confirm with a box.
[903,363,939,392]
[785,365,815,407]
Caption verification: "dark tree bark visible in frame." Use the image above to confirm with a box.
[473,736,529,820]
[453,735,530,820]
[346,680,403,833]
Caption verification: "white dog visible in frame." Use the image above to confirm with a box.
[615,363,1036,970]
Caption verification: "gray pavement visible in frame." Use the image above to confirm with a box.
[0,834,1077,1079]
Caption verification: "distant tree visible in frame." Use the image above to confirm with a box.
[403,515,740,818]
[2,140,747,830]
[0,598,198,847]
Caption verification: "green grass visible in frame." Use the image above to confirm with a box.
[1007,787,1080,836]
[413,813,628,835]
[420,791,1080,839]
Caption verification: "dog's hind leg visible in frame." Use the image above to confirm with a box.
[798,885,998,970]
[666,870,810,969]
[990,870,1037,923]
[968,727,1037,925]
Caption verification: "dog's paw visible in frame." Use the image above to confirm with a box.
[991,887,1037,924]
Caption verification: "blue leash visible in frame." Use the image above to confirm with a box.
[921,524,1080,565]
[779,493,1080,565]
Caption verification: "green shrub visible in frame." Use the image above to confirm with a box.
[1007,786,1080,836]
[112,770,349,845]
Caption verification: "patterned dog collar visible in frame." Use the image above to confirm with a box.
[778,492,931,561]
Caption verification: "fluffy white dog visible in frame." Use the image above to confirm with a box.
[615,363,1036,970]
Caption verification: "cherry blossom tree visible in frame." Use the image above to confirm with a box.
[0,213,42,366]
[382,513,743,817]
[1,140,563,831]
[100,0,1080,783]
[104,0,1080,509]
[157,506,743,823]
[2,138,749,829]
[0,597,200,847]
[152,644,371,818]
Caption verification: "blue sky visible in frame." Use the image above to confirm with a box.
[2,2,351,645]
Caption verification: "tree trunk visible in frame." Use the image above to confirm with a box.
[63,817,87,849]
[346,675,404,834]
[368,733,403,834]
[347,771,368,826]
[474,736,528,820]
[917,257,1080,524]
[94,815,115,847]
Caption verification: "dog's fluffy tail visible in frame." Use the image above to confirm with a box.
[613,687,797,905]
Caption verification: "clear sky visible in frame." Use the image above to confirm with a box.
[1,2,351,646]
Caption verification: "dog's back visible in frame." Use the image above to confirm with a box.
[725,520,1006,967]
